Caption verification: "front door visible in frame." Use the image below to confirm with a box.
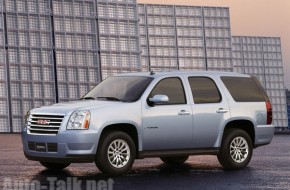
[142,77,193,150]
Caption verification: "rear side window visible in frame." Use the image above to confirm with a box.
[188,77,221,104]
[149,77,186,105]
[221,76,266,102]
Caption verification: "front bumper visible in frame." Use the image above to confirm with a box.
[22,129,100,163]
[254,124,275,147]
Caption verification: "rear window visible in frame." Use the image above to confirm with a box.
[221,76,266,102]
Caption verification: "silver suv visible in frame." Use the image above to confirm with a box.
[22,71,274,174]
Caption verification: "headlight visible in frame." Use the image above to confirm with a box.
[24,110,30,126]
[67,111,91,130]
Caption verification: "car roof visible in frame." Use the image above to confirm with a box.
[116,70,250,79]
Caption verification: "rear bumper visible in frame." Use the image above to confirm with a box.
[21,128,100,163]
[254,124,275,147]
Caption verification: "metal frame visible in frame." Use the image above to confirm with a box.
[232,36,288,127]
[52,0,100,102]
[0,1,288,132]
[0,0,11,132]
[4,0,57,132]
[97,0,141,79]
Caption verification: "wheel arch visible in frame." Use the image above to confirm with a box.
[221,120,255,146]
[98,123,139,154]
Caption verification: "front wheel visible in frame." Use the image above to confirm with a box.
[40,162,70,170]
[160,156,189,165]
[95,131,136,175]
[217,129,253,170]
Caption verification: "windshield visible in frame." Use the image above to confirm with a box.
[82,76,153,102]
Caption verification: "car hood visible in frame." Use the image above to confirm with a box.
[31,100,124,115]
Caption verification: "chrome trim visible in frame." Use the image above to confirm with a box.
[28,114,65,135]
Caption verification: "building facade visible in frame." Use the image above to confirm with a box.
[0,0,141,132]
[288,105,290,128]
[287,90,290,129]
[0,0,287,132]
[0,1,10,132]
[232,36,288,127]
[97,0,141,79]
[138,4,288,128]
[138,4,232,72]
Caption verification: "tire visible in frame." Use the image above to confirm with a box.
[160,156,189,165]
[95,131,136,175]
[217,129,253,170]
[40,162,70,170]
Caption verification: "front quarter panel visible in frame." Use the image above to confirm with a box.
[89,101,142,147]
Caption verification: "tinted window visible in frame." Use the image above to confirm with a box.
[83,76,153,102]
[149,78,186,104]
[188,77,221,104]
[221,76,265,102]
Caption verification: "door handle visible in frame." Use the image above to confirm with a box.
[217,108,228,113]
[178,110,190,115]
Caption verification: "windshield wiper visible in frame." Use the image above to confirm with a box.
[97,97,121,101]
[80,97,95,100]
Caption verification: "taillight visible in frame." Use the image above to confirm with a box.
[266,101,272,125]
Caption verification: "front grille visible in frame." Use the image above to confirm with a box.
[28,114,64,135]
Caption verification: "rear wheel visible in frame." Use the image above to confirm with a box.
[217,129,253,170]
[40,162,70,170]
[160,156,189,165]
[95,131,136,175]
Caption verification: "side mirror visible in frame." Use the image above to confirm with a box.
[148,95,169,106]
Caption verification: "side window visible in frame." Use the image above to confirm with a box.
[221,76,265,102]
[149,77,186,105]
[188,77,221,104]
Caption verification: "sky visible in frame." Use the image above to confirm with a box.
[138,0,290,88]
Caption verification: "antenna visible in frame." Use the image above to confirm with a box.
[150,70,155,75]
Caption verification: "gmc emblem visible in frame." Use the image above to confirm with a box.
[37,120,50,125]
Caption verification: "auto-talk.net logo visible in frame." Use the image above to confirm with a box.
[37,120,50,125]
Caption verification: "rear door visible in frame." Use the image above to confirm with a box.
[187,76,231,148]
